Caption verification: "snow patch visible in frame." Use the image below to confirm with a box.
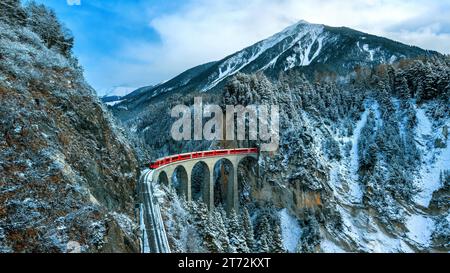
[389,55,398,64]
[413,107,449,207]
[406,214,434,247]
[278,209,302,253]
[347,108,369,203]
[416,108,433,137]
[105,100,125,106]
[321,239,345,253]
[362,44,376,61]
[337,205,414,253]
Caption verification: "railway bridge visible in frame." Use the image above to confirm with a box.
[149,148,258,212]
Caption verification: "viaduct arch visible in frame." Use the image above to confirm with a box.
[150,148,258,212]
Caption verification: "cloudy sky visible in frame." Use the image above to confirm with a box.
[36,0,450,96]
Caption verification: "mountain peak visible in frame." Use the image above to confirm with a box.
[115,23,439,111]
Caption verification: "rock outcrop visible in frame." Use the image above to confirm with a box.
[0,1,140,253]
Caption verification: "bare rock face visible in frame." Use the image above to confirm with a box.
[0,6,140,253]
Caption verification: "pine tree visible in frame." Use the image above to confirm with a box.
[25,1,74,57]
[188,202,210,251]
[241,207,256,252]
[445,83,450,100]
[270,221,285,253]
[204,208,230,253]
[255,215,271,253]
[416,81,425,103]
[296,212,321,253]
[226,210,249,253]
[422,67,438,101]
[395,75,410,99]
[0,0,27,26]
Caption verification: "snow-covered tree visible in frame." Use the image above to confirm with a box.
[254,214,271,253]
[0,0,27,26]
[204,208,231,252]
[240,207,255,252]
[25,1,74,57]
[395,74,411,99]
[296,211,321,253]
[270,221,285,253]
[226,210,249,253]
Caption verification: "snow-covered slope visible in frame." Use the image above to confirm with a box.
[0,7,141,252]
[202,21,326,91]
[323,100,449,253]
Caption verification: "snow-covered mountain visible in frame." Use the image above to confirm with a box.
[151,66,449,253]
[109,21,449,253]
[115,20,438,114]
[3,0,447,254]
[100,86,139,106]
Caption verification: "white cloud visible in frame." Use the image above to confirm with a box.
[98,0,450,93]
[67,0,81,6]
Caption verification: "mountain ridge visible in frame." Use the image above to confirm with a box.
[113,20,440,115]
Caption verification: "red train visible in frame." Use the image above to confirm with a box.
[149,148,258,169]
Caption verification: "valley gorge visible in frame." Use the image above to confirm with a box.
[1,1,449,254]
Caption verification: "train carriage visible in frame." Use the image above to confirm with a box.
[149,148,258,169]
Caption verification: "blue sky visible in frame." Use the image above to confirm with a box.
[34,0,450,96]
[34,0,186,95]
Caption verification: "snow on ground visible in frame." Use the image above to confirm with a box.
[362,44,376,61]
[350,102,382,180]
[372,101,383,129]
[300,36,324,66]
[389,55,398,64]
[364,219,414,253]
[416,108,433,137]
[308,37,324,64]
[328,163,357,206]
[416,142,450,207]
[337,205,414,253]
[406,214,434,247]
[345,101,382,203]
[105,99,125,106]
[392,99,408,140]
[348,106,369,202]
[278,208,302,253]
[336,206,363,244]
[327,102,383,204]
[413,107,450,207]
[329,165,341,192]
[320,239,345,253]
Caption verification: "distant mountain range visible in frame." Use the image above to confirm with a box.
[100,86,147,105]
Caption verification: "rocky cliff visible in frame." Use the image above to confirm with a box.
[0,1,140,253]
